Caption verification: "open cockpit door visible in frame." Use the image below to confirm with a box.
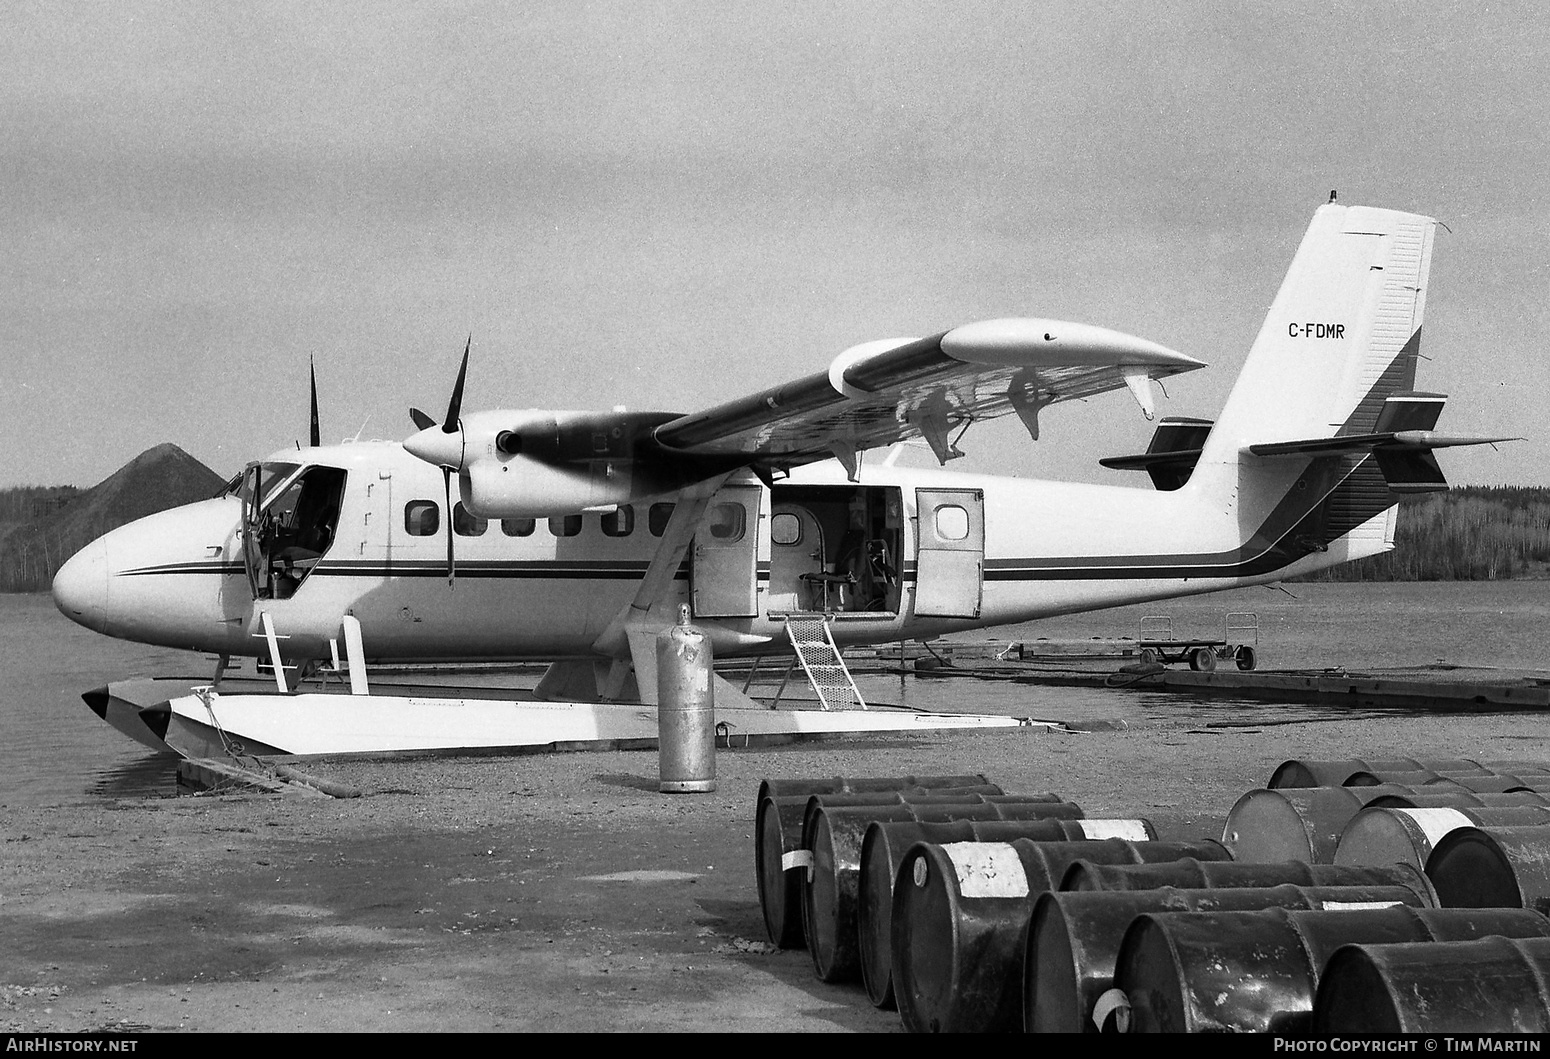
[913,487,984,618]
[240,463,269,600]
[240,461,347,601]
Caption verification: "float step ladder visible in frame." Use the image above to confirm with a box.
[782,616,867,711]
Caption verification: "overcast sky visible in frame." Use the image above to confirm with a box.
[4,1,1546,489]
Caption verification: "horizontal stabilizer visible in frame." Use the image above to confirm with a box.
[1100,417,1214,491]
[1247,403,1519,493]
[1245,392,1518,489]
[1246,430,1519,459]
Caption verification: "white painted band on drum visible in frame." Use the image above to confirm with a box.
[1077,819,1151,841]
[1397,807,1475,844]
[941,841,1029,898]
[782,849,814,871]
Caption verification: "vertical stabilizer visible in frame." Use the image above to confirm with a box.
[1193,204,1438,483]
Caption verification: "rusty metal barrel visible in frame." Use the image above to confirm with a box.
[1025,882,1434,1034]
[801,795,1075,982]
[1425,824,1550,912]
[891,837,1230,1033]
[857,815,1149,1009]
[1314,935,1550,1033]
[754,781,1005,948]
[1366,789,1550,809]
[755,774,995,805]
[1114,905,1550,1033]
[1348,770,1543,793]
[1221,785,1406,863]
[1335,805,1550,871]
[1268,758,1484,788]
[1430,773,1547,794]
[1061,857,1438,902]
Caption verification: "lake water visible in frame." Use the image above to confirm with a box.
[1,582,1546,807]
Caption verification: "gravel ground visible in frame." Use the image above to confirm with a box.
[5,706,1549,1033]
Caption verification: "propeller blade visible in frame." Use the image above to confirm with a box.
[309,357,321,448]
[409,408,436,431]
[443,468,456,587]
[443,336,470,434]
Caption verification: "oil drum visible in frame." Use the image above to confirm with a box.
[754,782,1004,948]
[800,795,1076,982]
[1314,935,1550,1033]
[856,814,1141,1009]
[1335,805,1550,871]
[1267,757,1481,788]
[1425,824,1550,912]
[1222,786,1373,863]
[1025,882,1434,1034]
[1061,857,1437,903]
[1113,905,1550,1033]
[890,837,1230,1033]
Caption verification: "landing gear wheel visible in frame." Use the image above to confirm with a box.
[1188,647,1217,672]
[1235,645,1258,671]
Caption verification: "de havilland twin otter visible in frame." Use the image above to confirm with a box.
[53,202,1511,757]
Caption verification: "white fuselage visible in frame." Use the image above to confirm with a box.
[52,438,1389,665]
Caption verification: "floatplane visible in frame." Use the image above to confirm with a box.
[53,201,1509,759]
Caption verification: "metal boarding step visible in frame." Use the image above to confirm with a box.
[781,615,867,711]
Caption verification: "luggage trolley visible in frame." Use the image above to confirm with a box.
[1136,612,1259,671]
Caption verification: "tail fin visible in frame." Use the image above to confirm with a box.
[1194,203,1438,474]
[1179,205,1442,574]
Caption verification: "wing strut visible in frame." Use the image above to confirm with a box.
[590,473,734,702]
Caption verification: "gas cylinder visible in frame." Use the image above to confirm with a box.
[656,604,715,793]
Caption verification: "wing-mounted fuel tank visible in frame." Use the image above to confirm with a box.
[1099,417,1215,491]
[414,408,742,519]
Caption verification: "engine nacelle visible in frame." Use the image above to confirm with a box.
[450,408,730,519]
[461,456,647,519]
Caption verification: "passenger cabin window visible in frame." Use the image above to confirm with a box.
[649,503,675,536]
[706,502,745,542]
[935,504,970,541]
[405,500,440,536]
[453,502,487,536]
[601,505,634,537]
[502,517,535,537]
[549,514,582,537]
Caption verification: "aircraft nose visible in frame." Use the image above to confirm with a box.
[53,536,113,635]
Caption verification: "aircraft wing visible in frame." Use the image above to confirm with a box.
[651,318,1204,472]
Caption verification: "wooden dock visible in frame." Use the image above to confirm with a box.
[880,640,1550,711]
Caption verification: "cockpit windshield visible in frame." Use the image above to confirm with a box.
[228,461,304,506]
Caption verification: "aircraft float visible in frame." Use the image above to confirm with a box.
[52,202,1510,757]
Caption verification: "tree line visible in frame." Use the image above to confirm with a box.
[1297,486,1550,581]
[0,486,97,592]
